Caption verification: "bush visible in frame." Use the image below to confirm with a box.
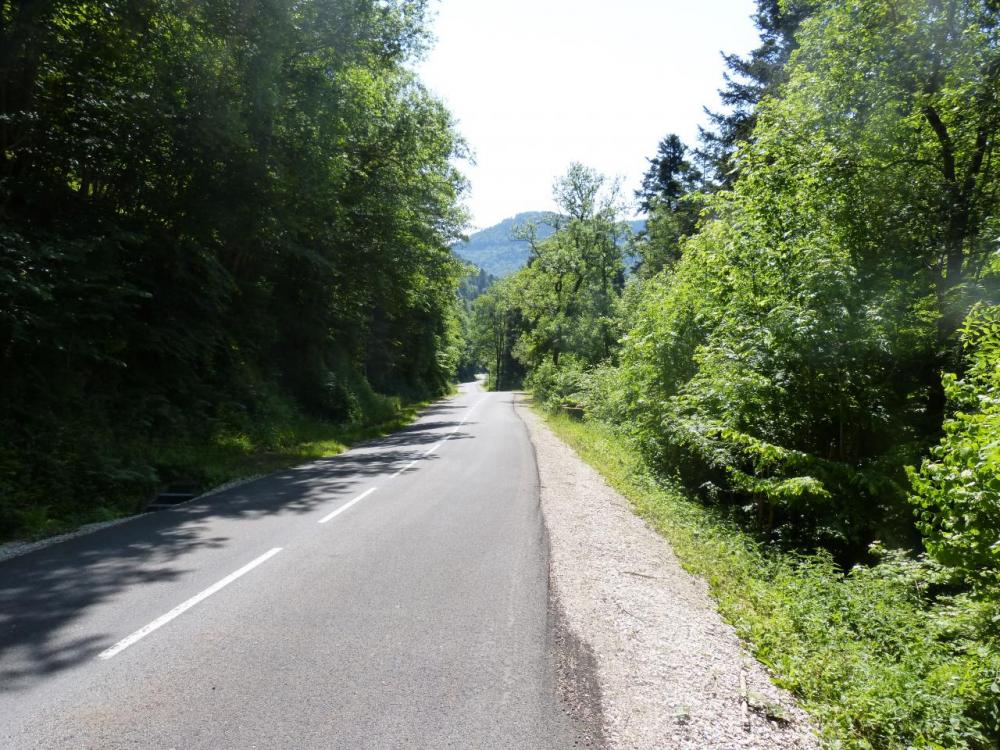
[525,356,588,411]
[0,370,416,542]
[910,304,1000,596]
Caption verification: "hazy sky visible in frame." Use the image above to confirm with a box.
[415,0,761,228]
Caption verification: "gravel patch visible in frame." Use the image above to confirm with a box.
[517,399,820,750]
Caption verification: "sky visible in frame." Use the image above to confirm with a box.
[415,0,761,229]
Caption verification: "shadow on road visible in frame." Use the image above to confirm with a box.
[0,399,479,689]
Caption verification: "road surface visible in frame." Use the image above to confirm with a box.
[0,384,594,749]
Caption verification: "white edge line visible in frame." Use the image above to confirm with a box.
[97,547,283,660]
[318,487,378,524]
[423,441,442,457]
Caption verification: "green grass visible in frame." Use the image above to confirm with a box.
[2,396,436,544]
[537,406,999,750]
[151,404,427,488]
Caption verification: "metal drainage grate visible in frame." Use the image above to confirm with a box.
[147,485,200,511]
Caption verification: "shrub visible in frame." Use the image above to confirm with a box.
[910,304,1000,596]
[525,356,588,411]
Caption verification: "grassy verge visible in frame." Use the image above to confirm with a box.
[537,406,999,750]
[151,401,429,490]
[2,395,436,544]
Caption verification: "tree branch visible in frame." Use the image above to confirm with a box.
[922,104,956,183]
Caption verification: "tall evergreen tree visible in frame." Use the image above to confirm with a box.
[636,134,702,213]
[697,0,816,186]
[634,134,703,275]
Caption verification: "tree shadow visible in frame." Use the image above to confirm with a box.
[0,519,226,691]
[358,420,469,448]
[0,406,478,689]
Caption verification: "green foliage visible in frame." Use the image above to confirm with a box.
[582,0,1000,555]
[509,1,1000,739]
[634,133,704,275]
[524,356,587,411]
[454,266,495,380]
[149,385,422,492]
[465,164,635,393]
[615,203,930,548]
[509,164,632,371]
[0,377,425,542]
[543,410,1000,750]
[697,0,817,186]
[0,0,467,540]
[637,134,703,213]
[911,304,1000,595]
[503,1,1000,745]
[469,276,525,389]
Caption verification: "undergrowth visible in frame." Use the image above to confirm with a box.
[0,389,430,543]
[539,408,1000,750]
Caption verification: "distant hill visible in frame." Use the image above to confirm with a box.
[453,211,645,277]
[452,212,553,277]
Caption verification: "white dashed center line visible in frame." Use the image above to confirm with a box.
[319,487,378,524]
[98,547,283,660]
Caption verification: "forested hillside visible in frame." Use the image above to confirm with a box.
[453,211,644,277]
[471,0,1000,746]
[0,0,466,540]
[452,212,554,276]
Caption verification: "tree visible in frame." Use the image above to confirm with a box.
[634,134,703,276]
[0,0,467,538]
[637,134,702,213]
[607,0,1000,555]
[470,279,522,390]
[770,0,1000,397]
[697,0,817,186]
[512,164,630,369]
[910,304,1000,596]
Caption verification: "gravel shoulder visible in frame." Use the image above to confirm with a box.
[516,399,820,750]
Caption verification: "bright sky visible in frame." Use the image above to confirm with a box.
[415,0,761,229]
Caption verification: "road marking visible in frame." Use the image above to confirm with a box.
[391,396,484,477]
[319,487,377,524]
[460,399,484,424]
[98,548,283,660]
[392,460,417,478]
[445,398,484,437]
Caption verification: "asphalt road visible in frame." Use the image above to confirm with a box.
[0,383,594,749]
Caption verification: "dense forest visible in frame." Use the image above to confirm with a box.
[0,0,466,539]
[470,0,1000,746]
